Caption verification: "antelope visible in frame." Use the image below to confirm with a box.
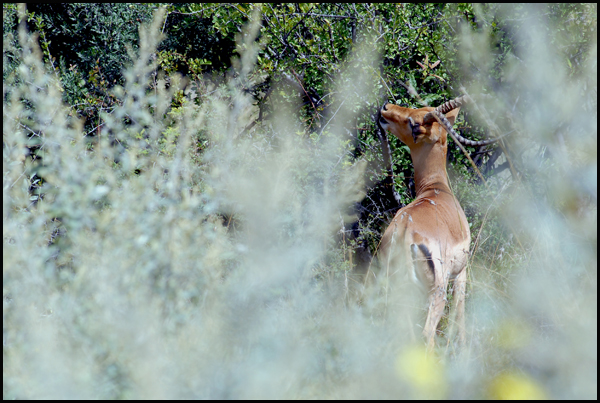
[377,96,501,349]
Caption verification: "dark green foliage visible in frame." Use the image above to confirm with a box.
[3,5,20,81]
[5,3,596,239]
[26,4,152,83]
[159,5,235,73]
[4,2,594,265]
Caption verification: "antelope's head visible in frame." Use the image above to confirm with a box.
[378,103,461,148]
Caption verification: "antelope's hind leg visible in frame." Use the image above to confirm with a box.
[411,244,448,350]
[423,280,448,350]
[450,267,467,346]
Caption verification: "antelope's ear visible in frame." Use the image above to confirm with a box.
[445,107,461,126]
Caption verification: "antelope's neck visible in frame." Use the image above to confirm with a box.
[410,142,451,196]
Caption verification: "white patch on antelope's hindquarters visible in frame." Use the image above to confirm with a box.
[410,244,421,284]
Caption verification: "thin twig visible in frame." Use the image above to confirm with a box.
[318,97,346,138]
[436,113,489,188]
[290,68,319,117]
[284,13,357,19]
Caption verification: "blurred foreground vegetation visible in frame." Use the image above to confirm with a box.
[3,3,597,399]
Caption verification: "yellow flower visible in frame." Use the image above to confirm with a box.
[488,372,548,400]
[395,345,447,399]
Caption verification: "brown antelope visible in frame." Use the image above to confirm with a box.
[377,96,500,349]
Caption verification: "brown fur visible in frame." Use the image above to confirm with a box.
[378,103,470,350]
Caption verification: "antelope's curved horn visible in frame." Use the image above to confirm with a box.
[429,109,509,146]
[423,95,470,125]
[425,95,510,146]
[436,95,469,114]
